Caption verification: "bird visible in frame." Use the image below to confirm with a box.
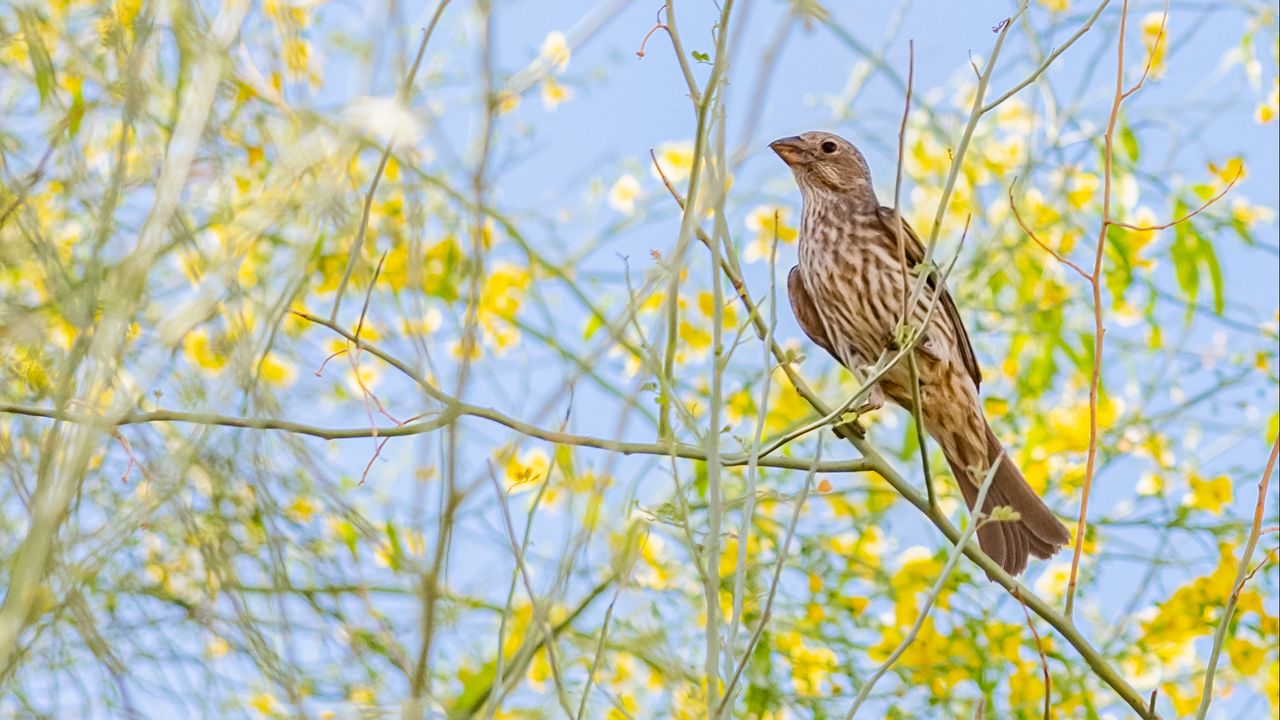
[770,131,1070,576]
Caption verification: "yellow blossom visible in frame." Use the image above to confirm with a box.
[607,174,642,214]
[496,91,520,115]
[1066,170,1099,210]
[348,686,375,704]
[248,691,280,716]
[1257,81,1278,124]
[183,328,227,372]
[1230,199,1275,228]
[1184,472,1232,514]
[503,447,550,490]
[539,31,571,73]
[1136,472,1163,496]
[789,640,837,695]
[651,140,695,184]
[743,204,799,263]
[286,496,318,523]
[1140,12,1168,79]
[1209,156,1246,185]
[541,76,571,111]
[260,352,296,386]
[206,636,231,659]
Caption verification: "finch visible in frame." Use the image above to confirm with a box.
[770,131,1070,576]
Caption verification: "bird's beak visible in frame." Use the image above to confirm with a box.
[769,136,809,166]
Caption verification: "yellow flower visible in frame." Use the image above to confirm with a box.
[260,352,296,386]
[283,38,315,81]
[248,691,280,716]
[1135,472,1163,496]
[1066,170,1099,210]
[1209,156,1246,185]
[743,205,798,263]
[495,91,520,115]
[651,140,695,184]
[1183,472,1232,514]
[789,640,837,695]
[286,496,318,523]
[1033,561,1072,599]
[540,76,571,111]
[343,363,382,395]
[399,307,444,337]
[696,290,738,327]
[1037,0,1069,12]
[607,174,642,214]
[348,686,376,704]
[1257,81,1278,124]
[183,328,227,372]
[540,31,571,73]
[504,447,550,490]
[1140,12,1168,79]
[206,636,231,659]
[1230,199,1275,228]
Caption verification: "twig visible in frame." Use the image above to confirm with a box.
[1194,434,1279,719]
[1109,170,1241,231]
[485,463,576,718]
[574,529,643,720]
[0,403,868,473]
[717,434,824,713]
[981,0,1113,112]
[1009,181,1091,279]
[890,40,938,510]
[329,17,442,323]
[1015,588,1053,720]
[843,454,1003,719]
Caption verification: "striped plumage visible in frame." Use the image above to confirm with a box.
[771,131,1070,577]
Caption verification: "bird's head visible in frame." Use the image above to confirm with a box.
[769,131,876,201]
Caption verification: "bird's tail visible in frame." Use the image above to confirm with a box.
[944,421,1071,577]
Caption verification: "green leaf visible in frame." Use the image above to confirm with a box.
[1169,202,1225,317]
[692,50,711,63]
[454,661,497,713]
[1118,121,1140,163]
[67,91,85,138]
[582,312,604,341]
[19,12,56,106]
[384,520,403,571]
[1198,235,1225,315]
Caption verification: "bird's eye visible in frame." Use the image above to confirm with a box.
[820,140,839,154]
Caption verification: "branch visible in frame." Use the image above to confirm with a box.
[1194,434,1279,719]
[0,402,865,474]
[1109,170,1241,232]
[843,455,1002,719]
[329,9,447,322]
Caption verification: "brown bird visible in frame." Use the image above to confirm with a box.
[770,131,1069,576]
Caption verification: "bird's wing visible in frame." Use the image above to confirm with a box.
[787,265,841,363]
[877,206,983,390]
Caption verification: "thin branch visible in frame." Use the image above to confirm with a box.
[329,16,443,322]
[717,435,824,713]
[1109,170,1241,231]
[1015,588,1053,720]
[1009,180,1091,278]
[0,403,863,474]
[843,455,1003,719]
[1194,434,1279,719]
[981,0,1113,112]
[485,464,576,718]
